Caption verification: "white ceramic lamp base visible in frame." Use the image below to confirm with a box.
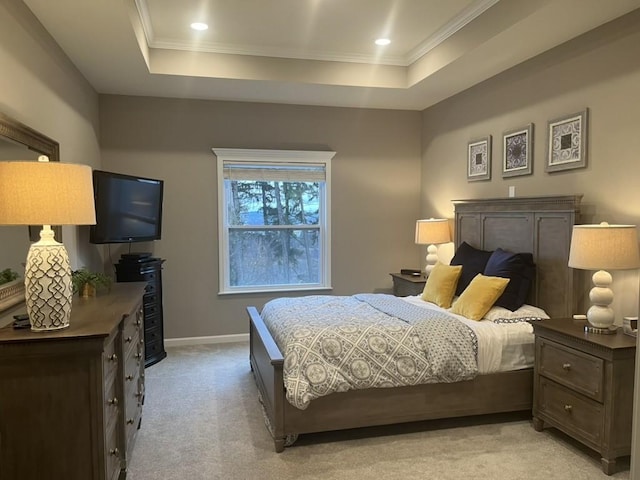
[25,226,73,331]
[586,269,616,334]
[424,244,438,277]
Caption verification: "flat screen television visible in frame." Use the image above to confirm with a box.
[90,170,164,244]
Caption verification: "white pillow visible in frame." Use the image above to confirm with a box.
[482,303,549,323]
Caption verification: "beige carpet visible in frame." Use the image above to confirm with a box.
[127,343,630,480]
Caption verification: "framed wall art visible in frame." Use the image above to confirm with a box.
[467,136,491,182]
[545,109,588,173]
[502,124,532,178]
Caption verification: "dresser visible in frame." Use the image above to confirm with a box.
[0,283,146,480]
[531,318,636,475]
[389,272,426,296]
[115,257,167,367]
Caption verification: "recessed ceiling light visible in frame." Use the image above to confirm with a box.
[190,22,208,31]
[375,38,391,46]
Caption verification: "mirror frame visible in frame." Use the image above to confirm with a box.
[0,112,60,313]
[0,112,59,161]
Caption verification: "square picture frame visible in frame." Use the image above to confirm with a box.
[467,135,491,182]
[545,108,588,173]
[502,124,533,178]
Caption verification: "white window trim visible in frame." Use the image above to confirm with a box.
[213,148,335,295]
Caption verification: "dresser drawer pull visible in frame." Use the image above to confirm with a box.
[108,397,119,406]
[127,418,135,425]
[126,374,134,381]
[135,391,143,398]
[564,404,573,413]
[136,319,142,326]
[135,352,143,359]
[125,336,133,343]
[108,353,118,362]
[562,363,571,371]
[110,448,119,456]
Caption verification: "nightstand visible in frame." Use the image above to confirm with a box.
[531,318,636,475]
[389,273,426,297]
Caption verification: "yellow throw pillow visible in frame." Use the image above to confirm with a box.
[450,274,510,321]
[421,262,462,308]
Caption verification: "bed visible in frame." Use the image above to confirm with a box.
[248,195,582,452]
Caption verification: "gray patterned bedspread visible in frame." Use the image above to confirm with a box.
[260,294,478,410]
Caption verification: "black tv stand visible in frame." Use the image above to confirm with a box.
[115,256,166,367]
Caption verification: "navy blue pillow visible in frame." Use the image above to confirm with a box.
[450,242,493,296]
[483,248,535,311]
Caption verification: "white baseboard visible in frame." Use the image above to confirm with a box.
[165,333,249,347]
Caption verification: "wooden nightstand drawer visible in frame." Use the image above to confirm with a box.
[532,318,636,475]
[538,376,603,449]
[538,338,604,402]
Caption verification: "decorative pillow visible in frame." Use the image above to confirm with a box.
[450,241,493,296]
[483,303,549,322]
[483,248,535,311]
[450,274,510,321]
[420,262,462,308]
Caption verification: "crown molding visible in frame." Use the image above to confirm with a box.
[135,0,499,67]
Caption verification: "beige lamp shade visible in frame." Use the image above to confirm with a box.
[415,218,451,245]
[568,223,640,271]
[0,160,96,225]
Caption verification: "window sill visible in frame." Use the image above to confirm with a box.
[218,285,333,296]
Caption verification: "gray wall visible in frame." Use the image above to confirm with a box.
[420,10,640,320]
[99,96,422,339]
[0,0,101,271]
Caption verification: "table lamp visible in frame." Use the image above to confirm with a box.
[0,157,96,331]
[568,222,640,333]
[415,218,451,277]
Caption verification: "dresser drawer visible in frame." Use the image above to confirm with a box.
[143,302,161,319]
[124,384,143,448]
[145,338,164,359]
[103,336,119,384]
[104,376,120,426]
[143,291,159,307]
[537,338,604,402]
[538,377,604,449]
[144,312,161,332]
[105,418,121,480]
[123,353,141,396]
[144,327,163,345]
[144,281,158,296]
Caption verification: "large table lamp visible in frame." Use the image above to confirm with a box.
[0,157,96,331]
[415,218,451,277]
[568,222,640,333]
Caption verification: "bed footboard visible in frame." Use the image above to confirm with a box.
[247,306,287,452]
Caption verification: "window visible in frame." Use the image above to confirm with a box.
[214,148,334,294]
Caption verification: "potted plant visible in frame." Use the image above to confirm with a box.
[71,268,112,297]
[0,268,19,285]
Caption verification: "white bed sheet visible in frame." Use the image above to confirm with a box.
[401,295,548,374]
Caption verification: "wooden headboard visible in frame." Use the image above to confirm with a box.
[453,195,582,319]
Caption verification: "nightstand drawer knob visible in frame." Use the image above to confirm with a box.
[110,448,119,456]
[564,404,573,413]
[562,363,571,371]
[108,397,118,406]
